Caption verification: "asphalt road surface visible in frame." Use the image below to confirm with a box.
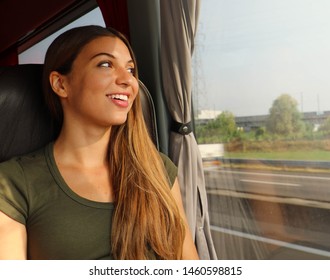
[204,167,330,259]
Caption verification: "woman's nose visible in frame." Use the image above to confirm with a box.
[116,67,133,86]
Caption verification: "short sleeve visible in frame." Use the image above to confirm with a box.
[159,153,178,187]
[0,159,29,224]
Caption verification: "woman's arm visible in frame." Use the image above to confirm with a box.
[0,211,27,259]
[171,179,199,260]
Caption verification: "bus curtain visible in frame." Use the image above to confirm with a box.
[159,0,217,260]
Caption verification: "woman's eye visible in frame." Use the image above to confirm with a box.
[98,61,112,68]
[127,67,135,75]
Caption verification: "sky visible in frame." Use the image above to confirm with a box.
[19,9,105,64]
[193,0,330,117]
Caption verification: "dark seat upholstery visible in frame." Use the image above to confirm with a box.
[0,64,158,162]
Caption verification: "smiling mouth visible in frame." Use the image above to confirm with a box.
[106,94,130,108]
[108,94,128,101]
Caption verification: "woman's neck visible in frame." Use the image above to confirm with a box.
[54,125,111,169]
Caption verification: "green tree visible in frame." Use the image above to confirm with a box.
[213,111,236,131]
[195,111,237,143]
[213,111,237,138]
[266,94,304,136]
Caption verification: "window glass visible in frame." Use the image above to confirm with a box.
[19,8,105,64]
[193,0,330,259]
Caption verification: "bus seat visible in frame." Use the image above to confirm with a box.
[0,64,158,163]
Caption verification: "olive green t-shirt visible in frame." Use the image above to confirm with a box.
[0,142,177,260]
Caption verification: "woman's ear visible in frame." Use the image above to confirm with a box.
[49,71,68,98]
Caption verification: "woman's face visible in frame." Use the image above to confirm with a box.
[58,36,139,128]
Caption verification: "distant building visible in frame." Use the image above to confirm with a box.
[195,109,222,125]
[235,114,267,132]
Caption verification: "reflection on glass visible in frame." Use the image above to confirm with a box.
[193,0,330,259]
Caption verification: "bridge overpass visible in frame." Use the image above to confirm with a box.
[235,111,330,131]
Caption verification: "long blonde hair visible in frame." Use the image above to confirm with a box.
[43,25,185,259]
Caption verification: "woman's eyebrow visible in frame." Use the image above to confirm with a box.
[90,52,115,60]
[90,52,134,64]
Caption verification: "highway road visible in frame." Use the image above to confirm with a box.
[204,167,330,259]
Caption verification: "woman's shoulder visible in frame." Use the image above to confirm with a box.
[0,144,50,182]
[0,147,45,223]
[0,144,53,224]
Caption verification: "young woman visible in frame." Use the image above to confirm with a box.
[0,25,199,260]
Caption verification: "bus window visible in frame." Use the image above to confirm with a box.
[19,7,105,64]
[193,0,330,259]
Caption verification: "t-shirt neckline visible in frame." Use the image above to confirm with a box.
[45,142,114,209]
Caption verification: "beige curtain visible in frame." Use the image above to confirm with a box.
[160,0,217,259]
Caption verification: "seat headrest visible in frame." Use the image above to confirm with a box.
[0,64,55,162]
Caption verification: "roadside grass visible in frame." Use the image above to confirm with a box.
[224,139,330,161]
[224,150,330,161]
[220,150,330,173]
